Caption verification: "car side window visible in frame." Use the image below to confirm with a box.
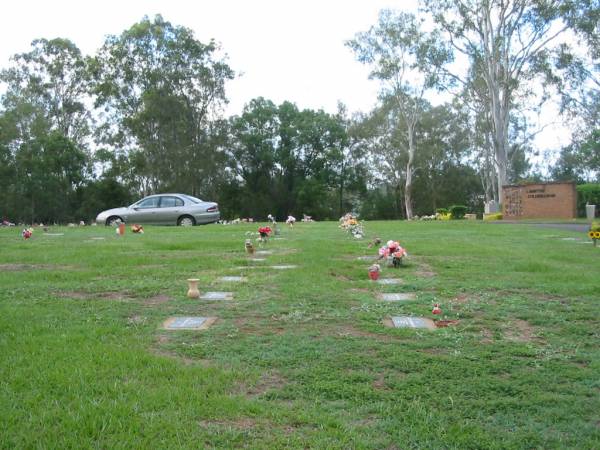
[160,196,184,208]
[136,197,160,209]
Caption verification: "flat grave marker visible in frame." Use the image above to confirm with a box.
[218,276,247,282]
[250,258,267,262]
[256,250,273,255]
[379,293,416,302]
[200,291,234,301]
[163,316,216,330]
[561,237,579,241]
[390,316,435,329]
[356,256,375,261]
[376,278,402,285]
[271,265,298,270]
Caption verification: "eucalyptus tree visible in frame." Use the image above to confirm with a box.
[0,38,90,144]
[422,0,592,202]
[347,10,451,219]
[90,15,234,197]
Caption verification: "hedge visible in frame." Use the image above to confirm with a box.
[576,184,600,217]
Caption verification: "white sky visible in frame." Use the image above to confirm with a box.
[1,0,570,154]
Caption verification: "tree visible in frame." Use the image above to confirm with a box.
[90,15,234,197]
[0,38,90,144]
[423,0,587,203]
[347,10,450,218]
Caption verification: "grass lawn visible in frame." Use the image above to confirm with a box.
[1,221,599,449]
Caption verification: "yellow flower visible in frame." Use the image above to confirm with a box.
[589,231,595,239]
[594,231,600,239]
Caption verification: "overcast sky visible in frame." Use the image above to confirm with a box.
[1,0,569,154]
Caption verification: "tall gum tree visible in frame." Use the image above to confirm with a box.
[347,10,450,219]
[422,0,588,204]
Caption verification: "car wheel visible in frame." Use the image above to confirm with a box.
[177,215,196,226]
[106,216,123,226]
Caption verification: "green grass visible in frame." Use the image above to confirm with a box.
[1,221,599,449]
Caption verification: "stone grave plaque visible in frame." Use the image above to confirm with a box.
[200,291,233,301]
[45,233,65,236]
[218,276,247,282]
[90,237,105,240]
[561,237,578,241]
[163,316,213,330]
[391,316,435,329]
[380,293,415,302]
[577,241,592,245]
[271,265,297,270]
[256,250,273,255]
[376,278,402,285]
[250,258,266,262]
[356,256,375,261]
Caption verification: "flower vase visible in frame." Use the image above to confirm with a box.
[392,256,403,268]
[187,278,200,298]
[368,270,380,281]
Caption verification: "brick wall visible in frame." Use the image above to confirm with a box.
[502,182,577,219]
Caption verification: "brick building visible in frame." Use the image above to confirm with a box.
[502,182,577,219]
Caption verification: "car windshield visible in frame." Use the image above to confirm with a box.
[182,194,203,204]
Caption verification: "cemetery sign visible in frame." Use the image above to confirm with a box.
[502,182,576,219]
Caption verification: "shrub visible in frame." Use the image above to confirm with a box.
[576,184,600,217]
[438,213,452,221]
[483,213,503,221]
[449,205,468,219]
[436,208,449,215]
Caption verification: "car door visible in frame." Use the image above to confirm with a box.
[157,195,185,224]
[130,196,161,224]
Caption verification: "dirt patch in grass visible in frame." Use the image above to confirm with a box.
[372,372,390,391]
[452,293,470,304]
[0,263,74,271]
[199,418,259,430]
[143,294,173,305]
[233,371,287,397]
[415,268,436,278]
[334,324,402,343]
[58,290,136,301]
[504,319,540,343]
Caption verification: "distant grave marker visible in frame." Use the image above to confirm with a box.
[163,316,216,330]
[561,237,579,241]
[200,291,233,301]
[376,278,402,285]
[390,316,435,329]
[256,250,273,255]
[45,233,64,236]
[250,258,266,262]
[271,265,298,270]
[379,293,415,302]
[90,237,105,240]
[218,276,247,282]
[356,256,375,261]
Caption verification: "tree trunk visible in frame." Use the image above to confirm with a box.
[404,121,416,220]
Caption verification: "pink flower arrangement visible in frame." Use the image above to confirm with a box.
[378,240,407,267]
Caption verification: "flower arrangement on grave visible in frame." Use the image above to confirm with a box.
[378,240,407,267]
[368,263,381,280]
[286,215,296,227]
[589,221,600,246]
[22,228,33,239]
[258,226,272,243]
[130,224,144,234]
[339,212,364,238]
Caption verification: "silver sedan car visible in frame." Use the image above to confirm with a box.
[96,194,220,226]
